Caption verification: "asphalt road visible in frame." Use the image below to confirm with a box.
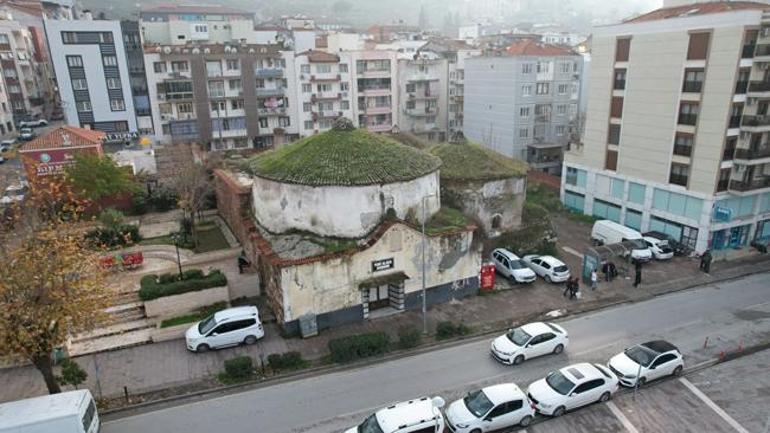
[103,272,770,433]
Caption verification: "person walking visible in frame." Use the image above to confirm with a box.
[237,250,250,274]
[701,249,713,273]
[590,269,598,291]
[571,277,580,300]
[633,260,643,288]
[563,278,572,298]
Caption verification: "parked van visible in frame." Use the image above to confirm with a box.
[185,306,264,353]
[591,220,652,262]
[0,389,99,433]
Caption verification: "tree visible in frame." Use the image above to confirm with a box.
[57,358,88,390]
[0,181,111,394]
[97,208,125,232]
[64,153,138,202]
[172,162,212,248]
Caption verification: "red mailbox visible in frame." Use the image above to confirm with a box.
[480,262,496,292]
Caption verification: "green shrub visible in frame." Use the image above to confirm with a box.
[436,321,471,340]
[397,327,422,349]
[139,269,228,301]
[86,224,141,248]
[218,356,255,384]
[328,332,390,363]
[182,269,204,280]
[56,359,88,389]
[267,351,308,372]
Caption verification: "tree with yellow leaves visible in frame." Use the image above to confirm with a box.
[0,179,112,394]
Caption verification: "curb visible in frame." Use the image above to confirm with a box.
[101,266,769,418]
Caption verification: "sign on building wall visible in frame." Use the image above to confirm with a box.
[371,258,394,272]
[25,149,77,177]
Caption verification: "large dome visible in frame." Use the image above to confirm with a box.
[430,141,528,182]
[248,126,441,186]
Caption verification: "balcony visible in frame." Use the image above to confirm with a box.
[678,113,698,126]
[366,123,392,132]
[255,88,285,97]
[408,91,438,100]
[163,92,193,101]
[740,114,770,131]
[673,144,693,157]
[257,107,287,116]
[733,146,770,160]
[407,74,439,83]
[735,80,748,95]
[729,115,742,129]
[729,177,770,192]
[404,106,437,116]
[682,81,703,93]
[669,174,689,186]
[361,87,390,97]
[748,80,770,95]
[255,68,283,78]
[167,70,192,79]
[742,43,756,59]
[312,91,341,101]
[526,153,563,169]
[357,68,390,78]
[318,110,342,119]
[755,44,770,58]
[310,73,341,82]
[365,106,391,115]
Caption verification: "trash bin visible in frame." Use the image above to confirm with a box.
[480,262,496,292]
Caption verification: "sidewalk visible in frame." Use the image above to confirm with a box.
[1,244,767,403]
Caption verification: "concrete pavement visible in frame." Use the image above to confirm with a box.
[100,272,770,433]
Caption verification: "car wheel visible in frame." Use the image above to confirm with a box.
[599,391,611,403]
[553,344,564,355]
[196,344,210,353]
[519,415,533,427]
[513,355,525,365]
[638,377,647,387]
[545,275,552,283]
[470,429,482,433]
[552,406,566,417]
[244,335,258,345]
[673,365,683,377]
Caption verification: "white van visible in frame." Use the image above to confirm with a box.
[185,306,264,353]
[0,389,99,433]
[591,220,652,262]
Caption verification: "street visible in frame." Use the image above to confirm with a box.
[102,272,770,433]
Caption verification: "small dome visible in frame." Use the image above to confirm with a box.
[248,126,441,187]
[430,141,528,182]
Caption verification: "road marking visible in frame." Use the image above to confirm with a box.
[679,378,750,433]
[607,401,640,433]
[561,246,583,258]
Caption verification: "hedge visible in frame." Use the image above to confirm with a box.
[139,269,227,301]
[218,356,255,384]
[436,321,471,340]
[267,351,308,372]
[397,327,422,349]
[328,332,390,363]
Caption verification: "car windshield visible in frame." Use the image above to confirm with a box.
[625,345,657,367]
[553,265,568,273]
[198,314,217,334]
[510,259,527,270]
[546,371,576,395]
[357,414,384,433]
[506,327,531,346]
[463,389,494,418]
[628,239,647,249]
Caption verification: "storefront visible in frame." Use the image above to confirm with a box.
[711,224,751,250]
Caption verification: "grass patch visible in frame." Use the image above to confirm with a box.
[218,356,257,385]
[159,301,228,328]
[267,352,309,372]
[425,207,472,235]
[435,321,472,340]
[139,223,229,253]
[430,141,528,182]
[321,239,358,254]
[139,269,227,301]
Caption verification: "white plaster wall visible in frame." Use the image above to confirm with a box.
[280,223,481,321]
[252,171,441,238]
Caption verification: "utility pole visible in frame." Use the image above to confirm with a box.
[421,193,436,334]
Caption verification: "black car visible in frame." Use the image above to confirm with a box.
[642,231,689,256]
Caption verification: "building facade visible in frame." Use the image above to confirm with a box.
[464,40,582,174]
[351,50,399,133]
[139,5,257,46]
[396,55,449,142]
[0,15,48,122]
[294,50,354,136]
[562,2,770,254]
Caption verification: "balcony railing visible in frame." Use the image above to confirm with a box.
[735,80,749,94]
[748,80,770,92]
[682,81,703,93]
[669,174,689,186]
[733,146,770,160]
[255,88,285,97]
[255,68,283,78]
[755,44,770,57]
[741,115,770,128]
[673,144,693,157]
[678,113,698,126]
[729,115,742,129]
[742,43,757,59]
[729,177,770,191]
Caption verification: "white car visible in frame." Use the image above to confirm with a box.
[445,383,535,432]
[490,322,568,365]
[490,248,537,283]
[643,236,674,260]
[527,362,619,417]
[19,128,34,141]
[18,118,48,128]
[521,255,570,283]
[346,396,445,433]
[185,306,264,352]
[607,340,684,387]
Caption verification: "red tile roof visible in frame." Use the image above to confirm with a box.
[505,39,576,56]
[625,1,768,23]
[300,49,340,63]
[20,126,105,152]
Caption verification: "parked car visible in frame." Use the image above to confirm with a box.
[19,128,35,141]
[643,231,690,256]
[643,236,674,260]
[50,110,64,121]
[527,363,619,417]
[607,340,684,387]
[346,396,445,433]
[491,248,536,283]
[490,321,569,365]
[521,255,570,283]
[1,138,15,152]
[591,220,653,262]
[445,383,535,432]
[185,306,264,353]
[18,118,48,128]
[0,156,4,164]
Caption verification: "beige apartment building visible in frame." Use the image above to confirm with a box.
[563,2,770,253]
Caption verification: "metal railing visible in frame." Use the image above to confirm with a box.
[748,81,770,92]
[741,115,770,128]
[742,44,757,59]
[735,80,749,94]
[682,81,703,93]
[733,146,770,160]
[678,113,698,126]
[729,177,770,191]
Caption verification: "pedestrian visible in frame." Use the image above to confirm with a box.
[608,262,617,281]
[590,269,598,291]
[633,260,642,287]
[237,250,250,274]
[701,249,713,274]
[563,278,572,298]
[602,261,611,282]
[572,277,581,299]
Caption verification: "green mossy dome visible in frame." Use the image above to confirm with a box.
[430,141,528,182]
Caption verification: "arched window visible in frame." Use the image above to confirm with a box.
[491,214,502,230]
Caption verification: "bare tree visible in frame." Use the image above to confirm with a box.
[172,161,212,248]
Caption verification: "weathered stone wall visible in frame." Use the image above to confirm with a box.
[442,177,526,236]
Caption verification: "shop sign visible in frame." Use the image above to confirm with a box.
[371,258,394,272]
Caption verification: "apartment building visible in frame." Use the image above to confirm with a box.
[562,2,770,254]
[45,19,141,136]
[396,55,449,142]
[145,43,298,149]
[0,15,48,121]
[139,5,258,45]
[294,50,354,135]
[464,40,582,174]
[351,50,399,133]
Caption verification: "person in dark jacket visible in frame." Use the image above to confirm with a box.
[237,250,250,274]
[633,260,642,287]
[700,249,713,273]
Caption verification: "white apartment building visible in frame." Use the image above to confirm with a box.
[562,1,770,254]
[294,50,355,135]
[397,55,449,142]
[351,50,399,134]
[140,5,258,45]
[0,15,47,122]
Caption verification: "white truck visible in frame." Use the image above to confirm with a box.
[591,219,653,262]
[0,389,99,433]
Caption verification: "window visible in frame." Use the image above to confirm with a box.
[278,117,291,127]
[608,124,621,145]
[556,104,567,116]
[339,63,348,73]
[593,199,621,222]
[67,56,83,68]
[340,82,349,91]
[520,107,530,118]
[560,62,571,73]
[564,191,585,212]
[605,149,618,171]
[653,189,702,220]
[678,103,699,126]
[71,79,87,90]
[81,399,96,432]
[229,79,242,91]
[610,97,623,118]
[211,101,226,112]
[177,103,193,113]
[565,167,587,188]
[259,118,268,128]
[301,102,311,113]
[536,83,549,95]
[669,163,690,187]
[610,178,624,199]
[341,100,350,110]
[76,101,92,112]
[625,209,642,231]
[674,133,694,157]
[628,182,645,204]
[536,61,550,73]
[687,32,710,60]
[304,120,314,129]
[206,60,222,77]
[231,99,244,110]
[317,83,333,93]
[208,81,224,98]
[194,24,208,33]
[519,128,529,138]
[106,78,121,89]
[62,31,77,44]
[153,61,167,73]
[226,59,240,71]
[316,64,332,73]
[557,83,569,94]
[615,37,631,62]
[717,168,730,192]
[682,68,705,93]
[300,64,310,73]
[302,83,312,93]
[614,69,626,90]
[723,136,737,161]
[522,85,532,96]
[556,125,565,136]
[522,63,532,74]
[110,99,125,111]
[652,354,678,368]
[102,55,118,67]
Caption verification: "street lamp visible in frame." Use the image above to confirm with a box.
[421,193,438,335]
[170,232,183,279]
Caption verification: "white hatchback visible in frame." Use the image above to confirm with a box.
[490,322,568,365]
[445,383,535,432]
[607,340,684,387]
[185,306,264,352]
[527,363,619,417]
[522,255,570,283]
[346,396,445,433]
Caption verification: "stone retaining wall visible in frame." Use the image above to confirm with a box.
[144,285,229,319]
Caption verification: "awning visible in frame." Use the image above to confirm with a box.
[358,272,410,290]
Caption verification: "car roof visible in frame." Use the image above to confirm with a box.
[641,340,678,354]
[376,397,440,433]
[214,306,259,322]
[520,322,551,336]
[0,390,90,428]
[539,256,565,266]
[561,363,603,382]
[482,383,525,405]
[493,248,519,260]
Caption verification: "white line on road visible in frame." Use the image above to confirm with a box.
[561,246,583,258]
[607,401,640,433]
[679,378,750,433]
